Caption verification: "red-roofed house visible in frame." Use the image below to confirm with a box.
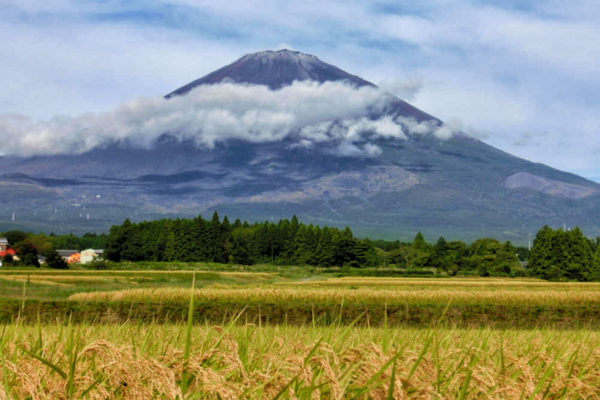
[0,238,15,258]
[0,248,16,258]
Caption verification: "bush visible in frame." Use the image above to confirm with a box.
[22,253,40,268]
[511,265,527,277]
[86,260,110,270]
[2,254,14,265]
[44,250,68,269]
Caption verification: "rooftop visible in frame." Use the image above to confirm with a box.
[57,249,79,256]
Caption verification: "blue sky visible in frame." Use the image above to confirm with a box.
[1,0,599,181]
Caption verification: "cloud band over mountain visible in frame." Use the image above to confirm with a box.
[0,81,457,157]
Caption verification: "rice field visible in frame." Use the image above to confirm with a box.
[69,285,600,306]
[2,323,599,399]
[2,269,600,327]
[0,269,276,301]
[2,268,600,398]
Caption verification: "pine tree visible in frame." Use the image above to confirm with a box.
[592,242,600,280]
[354,239,378,267]
[209,212,224,262]
[432,237,448,270]
[562,227,593,281]
[316,227,335,267]
[528,226,556,279]
[412,232,430,252]
[104,219,133,262]
[162,220,179,262]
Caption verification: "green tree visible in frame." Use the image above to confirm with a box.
[23,253,40,267]
[4,230,27,246]
[529,226,595,281]
[412,232,430,252]
[591,242,600,280]
[44,249,68,269]
[528,226,557,280]
[431,237,448,270]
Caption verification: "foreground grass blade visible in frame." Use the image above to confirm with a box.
[386,356,397,400]
[27,352,67,379]
[181,272,196,397]
[457,369,472,400]
[406,333,434,381]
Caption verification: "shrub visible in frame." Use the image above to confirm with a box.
[86,260,110,270]
[22,253,40,268]
[44,249,68,269]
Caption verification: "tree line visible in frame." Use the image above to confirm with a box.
[4,215,600,281]
[104,213,379,267]
[375,233,526,277]
[103,213,527,276]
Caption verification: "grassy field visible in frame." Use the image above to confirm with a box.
[1,266,600,398]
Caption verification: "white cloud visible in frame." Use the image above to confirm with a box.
[0,81,453,157]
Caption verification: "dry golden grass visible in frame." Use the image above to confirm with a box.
[0,275,123,283]
[1,324,599,399]
[291,277,600,287]
[0,270,274,278]
[0,270,275,289]
[0,276,73,287]
[69,286,600,306]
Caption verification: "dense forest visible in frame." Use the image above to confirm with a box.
[103,213,528,277]
[3,215,600,281]
[104,214,378,268]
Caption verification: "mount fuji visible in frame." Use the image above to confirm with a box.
[1,49,598,241]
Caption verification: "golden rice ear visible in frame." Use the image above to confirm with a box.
[3,326,600,399]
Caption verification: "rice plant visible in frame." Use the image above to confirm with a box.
[1,323,599,399]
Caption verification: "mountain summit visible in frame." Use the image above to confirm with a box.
[1,50,599,240]
[166,49,374,97]
[166,49,434,121]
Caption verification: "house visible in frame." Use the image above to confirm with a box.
[57,250,80,263]
[56,249,104,264]
[0,248,16,258]
[0,238,16,259]
[80,249,102,264]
